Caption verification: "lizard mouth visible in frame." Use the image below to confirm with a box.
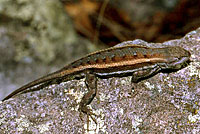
[171,56,191,69]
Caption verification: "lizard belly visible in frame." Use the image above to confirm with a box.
[94,63,158,78]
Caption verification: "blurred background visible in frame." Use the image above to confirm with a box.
[0,0,200,100]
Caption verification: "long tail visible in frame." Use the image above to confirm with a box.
[2,71,62,101]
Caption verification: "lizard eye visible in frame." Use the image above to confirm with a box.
[167,57,182,69]
[174,57,180,61]
[168,57,179,64]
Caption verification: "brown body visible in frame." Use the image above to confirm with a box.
[2,42,190,121]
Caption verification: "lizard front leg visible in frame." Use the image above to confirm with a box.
[131,64,161,83]
[79,70,98,124]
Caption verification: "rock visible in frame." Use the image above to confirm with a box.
[0,27,200,133]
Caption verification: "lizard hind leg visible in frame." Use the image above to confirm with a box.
[79,70,98,127]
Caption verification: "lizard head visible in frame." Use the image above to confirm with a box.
[163,46,191,69]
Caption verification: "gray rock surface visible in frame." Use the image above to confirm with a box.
[0,27,200,133]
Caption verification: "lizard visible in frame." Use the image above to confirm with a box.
[2,41,191,120]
